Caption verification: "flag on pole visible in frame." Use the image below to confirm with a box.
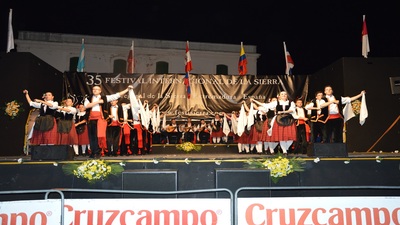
[362,15,370,58]
[77,38,85,72]
[238,42,247,75]
[127,40,134,74]
[283,41,294,75]
[6,9,15,53]
[184,41,192,99]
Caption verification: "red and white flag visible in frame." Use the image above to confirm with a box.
[184,41,192,99]
[127,41,134,74]
[362,15,370,58]
[283,42,294,75]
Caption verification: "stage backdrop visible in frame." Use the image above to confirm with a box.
[63,72,309,119]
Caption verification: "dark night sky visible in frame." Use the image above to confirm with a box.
[1,0,399,75]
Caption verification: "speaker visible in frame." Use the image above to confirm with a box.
[122,169,178,198]
[31,145,73,160]
[308,143,348,157]
[215,168,271,198]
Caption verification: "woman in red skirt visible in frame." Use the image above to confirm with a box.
[268,91,296,156]
[23,90,59,145]
[56,98,78,148]
[74,103,90,156]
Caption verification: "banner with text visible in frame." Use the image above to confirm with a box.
[63,73,309,119]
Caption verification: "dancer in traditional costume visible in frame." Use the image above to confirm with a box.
[23,90,59,145]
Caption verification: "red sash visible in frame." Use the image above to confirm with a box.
[90,111,107,149]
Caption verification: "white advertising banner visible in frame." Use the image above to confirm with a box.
[1,197,400,225]
[238,197,400,225]
[0,198,231,225]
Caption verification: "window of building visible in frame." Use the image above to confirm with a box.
[69,57,79,72]
[114,59,126,74]
[156,61,169,74]
[216,64,228,75]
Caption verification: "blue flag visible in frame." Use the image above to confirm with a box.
[77,38,85,72]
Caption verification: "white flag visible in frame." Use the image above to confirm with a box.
[359,93,368,125]
[223,115,230,136]
[237,105,247,136]
[343,102,355,122]
[7,9,15,53]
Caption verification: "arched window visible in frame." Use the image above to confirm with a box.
[216,64,228,75]
[156,61,169,74]
[114,59,126,74]
[69,57,79,72]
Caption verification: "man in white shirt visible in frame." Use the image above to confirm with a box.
[84,85,133,158]
[320,86,365,143]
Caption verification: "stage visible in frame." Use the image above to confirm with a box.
[0,143,400,201]
[1,143,399,161]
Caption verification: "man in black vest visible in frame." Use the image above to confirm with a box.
[305,91,328,143]
[84,85,133,158]
[293,98,309,154]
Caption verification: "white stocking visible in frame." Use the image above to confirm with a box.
[268,142,278,153]
[82,145,87,154]
[279,141,293,153]
[256,142,263,153]
[244,144,250,153]
[73,145,79,155]
[237,143,242,153]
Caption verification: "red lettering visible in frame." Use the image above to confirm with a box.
[87,210,94,225]
[265,208,279,225]
[278,208,296,225]
[245,203,264,225]
[11,213,28,225]
[119,210,134,225]
[105,210,119,225]
[29,212,47,225]
[297,208,311,225]
[346,207,372,225]
[392,208,400,225]
[328,208,344,225]
[182,210,199,225]
[373,208,391,225]
[154,210,180,225]
[200,210,218,225]
[311,208,326,225]
[136,210,152,225]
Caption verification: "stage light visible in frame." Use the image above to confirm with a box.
[375,156,382,163]
[313,157,320,163]
[153,158,159,164]
[344,160,351,164]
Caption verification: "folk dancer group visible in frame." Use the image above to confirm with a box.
[24,85,366,158]
[230,87,366,155]
[24,85,161,158]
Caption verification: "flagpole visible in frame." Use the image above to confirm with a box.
[283,41,288,75]
[131,40,134,73]
[185,40,192,101]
